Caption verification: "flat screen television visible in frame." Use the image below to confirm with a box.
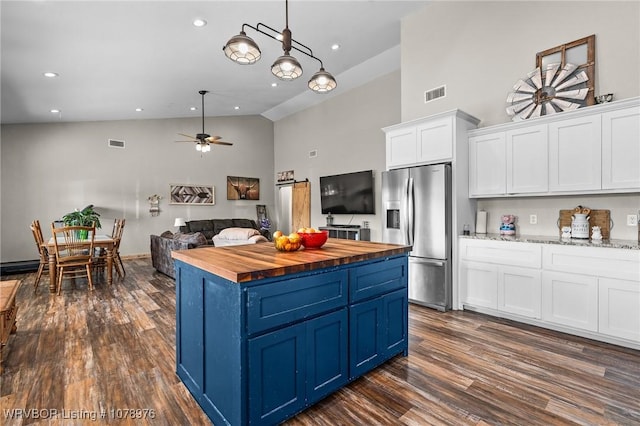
[319,170,375,215]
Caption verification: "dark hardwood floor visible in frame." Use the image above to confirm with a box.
[1,257,639,425]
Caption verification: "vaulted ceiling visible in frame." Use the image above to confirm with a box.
[1,1,428,124]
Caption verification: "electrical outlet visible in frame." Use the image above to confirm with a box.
[529,214,537,225]
[627,214,638,226]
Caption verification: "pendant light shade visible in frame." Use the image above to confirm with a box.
[308,68,337,93]
[271,54,303,80]
[223,31,261,64]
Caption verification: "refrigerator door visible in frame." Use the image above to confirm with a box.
[408,256,451,311]
[381,169,409,245]
[409,164,451,260]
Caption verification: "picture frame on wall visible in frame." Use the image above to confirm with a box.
[277,170,294,184]
[169,184,215,205]
[227,176,260,200]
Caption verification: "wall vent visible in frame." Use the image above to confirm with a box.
[108,139,125,149]
[309,149,318,158]
[424,85,446,103]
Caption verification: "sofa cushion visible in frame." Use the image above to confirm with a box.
[232,218,257,229]
[173,232,208,248]
[212,219,235,235]
[186,220,215,240]
[217,227,261,240]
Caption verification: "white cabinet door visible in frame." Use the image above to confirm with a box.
[386,126,416,169]
[498,266,541,319]
[599,278,640,342]
[542,271,598,332]
[469,132,506,197]
[506,124,548,194]
[416,116,453,164]
[549,115,601,192]
[460,260,498,309]
[602,106,640,189]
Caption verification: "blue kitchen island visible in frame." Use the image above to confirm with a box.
[172,238,410,425]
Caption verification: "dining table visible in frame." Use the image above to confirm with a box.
[43,234,116,293]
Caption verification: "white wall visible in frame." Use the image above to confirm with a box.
[400,1,640,240]
[273,71,401,241]
[0,115,274,262]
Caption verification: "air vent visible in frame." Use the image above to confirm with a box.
[108,139,125,149]
[424,85,446,103]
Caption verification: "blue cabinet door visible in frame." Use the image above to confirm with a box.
[306,309,348,402]
[248,309,348,425]
[349,288,408,378]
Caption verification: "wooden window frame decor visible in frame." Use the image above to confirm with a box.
[536,34,596,106]
[169,184,215,205]
[227,176,260,200]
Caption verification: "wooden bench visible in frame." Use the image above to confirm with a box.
[0,280,20,374]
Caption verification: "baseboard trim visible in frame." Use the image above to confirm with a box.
[1,260,40,275]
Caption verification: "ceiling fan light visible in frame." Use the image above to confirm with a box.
[271,54,303,80]
[308,68,337,93]
[196,143,202,152]
[223,31,261,64]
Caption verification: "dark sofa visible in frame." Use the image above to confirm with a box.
[150,218,263,278]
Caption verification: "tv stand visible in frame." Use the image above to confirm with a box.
[319,225,370,241]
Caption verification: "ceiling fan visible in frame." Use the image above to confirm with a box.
[176,90,233,152]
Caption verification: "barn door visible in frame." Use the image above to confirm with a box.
[292,181,310,231]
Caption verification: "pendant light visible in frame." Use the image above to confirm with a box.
[222,0,336,93]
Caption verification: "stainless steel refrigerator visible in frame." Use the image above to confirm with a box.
[382,163,452,311]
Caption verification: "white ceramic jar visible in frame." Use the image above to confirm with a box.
[571,213,590,239]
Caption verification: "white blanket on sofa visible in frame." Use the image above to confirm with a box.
[212,227,268,247]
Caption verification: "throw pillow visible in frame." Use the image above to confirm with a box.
[217,227,260,240]
[160,230,173,238]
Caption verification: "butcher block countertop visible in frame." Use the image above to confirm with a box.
[171,238,411,283]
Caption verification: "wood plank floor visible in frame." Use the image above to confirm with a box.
[1,257,639,425]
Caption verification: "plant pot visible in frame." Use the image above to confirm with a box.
[78,229,89,240]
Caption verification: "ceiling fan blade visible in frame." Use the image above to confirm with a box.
[211,140,233,146]
[175,140,196,143]
[204,135,222,142]
[178,133,198,140]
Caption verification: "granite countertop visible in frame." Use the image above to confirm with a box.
[460,233,640,250]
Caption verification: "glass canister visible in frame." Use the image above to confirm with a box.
[571,213,590,239]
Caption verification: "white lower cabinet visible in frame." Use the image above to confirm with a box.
[458,237,640,348]
[542,271,598,332]
[499,266,541,319]
[598,278,640,342]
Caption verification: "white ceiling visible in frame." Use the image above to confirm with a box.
[1,1,428,125]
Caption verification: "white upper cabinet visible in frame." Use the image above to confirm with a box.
[506,124,548,194]
[383,110,480,170]
[602,106,640,189]
[469,132,506,196]
[549,114,601,192]
[468,97,639,198]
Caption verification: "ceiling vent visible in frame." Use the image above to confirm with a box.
[424,85,446,103]
[108,139,125,149]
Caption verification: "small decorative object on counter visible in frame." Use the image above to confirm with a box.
[591,226,603,241]
[476,210,487,234]
[561,226,572,240]
[463,224,470,235]
[326,212,333,226]
[499,214,516,235]
[571,206,591,239]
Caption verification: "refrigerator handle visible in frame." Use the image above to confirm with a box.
[408,177,415,246]
[401,177,410,245]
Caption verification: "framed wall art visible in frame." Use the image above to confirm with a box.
[277,170,294,184]
[227,176,260,200]
[170,184,215,205]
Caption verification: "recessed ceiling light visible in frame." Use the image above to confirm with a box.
[43,72,59,78]
[50,109,60,113]
[190,106,197,111]
[331,44,340,50]
[135,108,143,112]
[271,82,278,87]
[193,18,207,27]
[234,106,240,110]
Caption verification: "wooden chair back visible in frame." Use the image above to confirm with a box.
[51,224,96,263]
[30,220,47,260]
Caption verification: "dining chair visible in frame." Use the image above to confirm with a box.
[51,224,96,294]
[94,218,126,279]
[30,220,50,293]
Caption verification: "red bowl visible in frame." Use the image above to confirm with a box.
[299,230,328,249]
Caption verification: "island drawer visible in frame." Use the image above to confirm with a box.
[349,256,407,303]
[246,270,348,335]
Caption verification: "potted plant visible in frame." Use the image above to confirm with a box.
[62,205,101,238]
